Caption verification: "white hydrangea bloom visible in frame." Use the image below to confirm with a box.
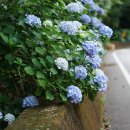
[55,57,68,71]
[4,113,15,125]
[43,20,53,27]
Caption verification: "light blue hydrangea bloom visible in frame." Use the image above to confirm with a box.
[99,25,113,38]
[25,15,41,28]
[91,17,103,28]
[90,3,100,12]
[22,96,39,108]
[0,112,3,119]
[94,69,108,92]
[59,21,82,35]
[81,14,91,24]
[66,85,82,103]
[81,0,93,5]
[75,65,87,80]
[67,2,84,13]
[86,55,102,69]
[4,113,15,125]
[98,7,105,15]
[82,41,99,57]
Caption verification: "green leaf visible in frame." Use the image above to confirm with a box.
[65,54,73,61]
[60,93,67,102]
[32,58,41,68]
[38,79,46,88]
[46,90,54,100]
[46,55,54,64]
[15,57,23,64]
[36,71,45,79]
[39,58,47,67]
[35,47,45,55]
[50,68,58,75]
[0,32,8,43]
[5,54,15,65]
[24,66,35,75]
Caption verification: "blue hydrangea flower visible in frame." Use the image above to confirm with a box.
[90,3,100,12]
[25,15,41,28]
[67,2,84,13]
[0,112,3,119]
[82,41,99,57]
[81,14,91,24]
[75,65,87,80]
[86,55,102,69]
[81,0,94,5]
[66,85,82,103]
[59,21,82,35]
[91,17,103,28]
[98,7,105,15]
[94,69,108,92]
[4,113,15,125]
[99,25,113,38]
[22,96,39,108]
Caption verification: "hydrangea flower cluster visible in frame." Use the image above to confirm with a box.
[94,69,108,92]
[4,113,15,125]
[81,14,91,24]
[22,96,39,108]
[0,112,3,119]
[55,57,68,71]
[81,0,93,5]
[75,65,87,80]
[59,21,82,35]
[91,17,103,28]
[82,41,99,57]
[66,85,82,103]
[67,2,84,13]
[43,20,53,27]
[99,25,113,38]
[81,0,105,15]
[25,15,41,28]
[86,55,102,69]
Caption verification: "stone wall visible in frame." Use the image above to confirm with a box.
[6,94,103,130]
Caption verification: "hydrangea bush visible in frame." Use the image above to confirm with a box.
[0,0,113,128]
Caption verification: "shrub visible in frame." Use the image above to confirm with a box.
[0,0,112,128]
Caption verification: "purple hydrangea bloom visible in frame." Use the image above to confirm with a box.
[99,25,113,38]
[0,112,3,119]
[67,2,84,13]
[81,14,91,24]
[82,41,99,57]
[4,113,15,125]
[25,15,41,28]
[22,96,39,108]
[59,21,82,35]
[66,85,82,103]
[86,55,102,69]
[75,65,87,80]
[94,69,108,92]
[81,0,94,5]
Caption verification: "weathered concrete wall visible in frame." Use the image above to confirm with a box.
[6,94,103,130]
